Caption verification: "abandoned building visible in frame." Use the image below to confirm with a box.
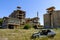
[44,6,60,28]
[2,6,40,29]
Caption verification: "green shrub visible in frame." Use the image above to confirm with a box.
[0,18,3,26]
[23,24,31,29]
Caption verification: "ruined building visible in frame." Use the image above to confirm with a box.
[2,6,40,29]
[44,7,60,28]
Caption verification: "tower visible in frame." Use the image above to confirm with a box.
[44,6,55,28]
[37,11,39,17]
[47,6,55,28]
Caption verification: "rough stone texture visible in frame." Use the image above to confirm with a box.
[44,7,60,28]
[2,6,40,29]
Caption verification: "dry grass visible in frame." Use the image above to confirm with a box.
[0,29,60,40]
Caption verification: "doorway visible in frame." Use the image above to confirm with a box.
[8,25,14,29]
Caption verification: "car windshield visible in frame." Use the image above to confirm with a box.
[47,30,51,32]
[40,29,51,35]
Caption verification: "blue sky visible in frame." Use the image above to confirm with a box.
[0,0,60,25]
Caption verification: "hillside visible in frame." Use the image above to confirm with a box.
[0,29,60,40]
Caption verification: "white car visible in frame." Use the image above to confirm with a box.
[31,29,56,39]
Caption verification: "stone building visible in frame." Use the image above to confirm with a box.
[9,6,25,25]
[2,17,20,29]
[44,6,60,28]
[25,17,39,28]
[2,6,40,29]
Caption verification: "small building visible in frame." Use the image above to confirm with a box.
[25,17,40,28]
[2,17,20,29]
